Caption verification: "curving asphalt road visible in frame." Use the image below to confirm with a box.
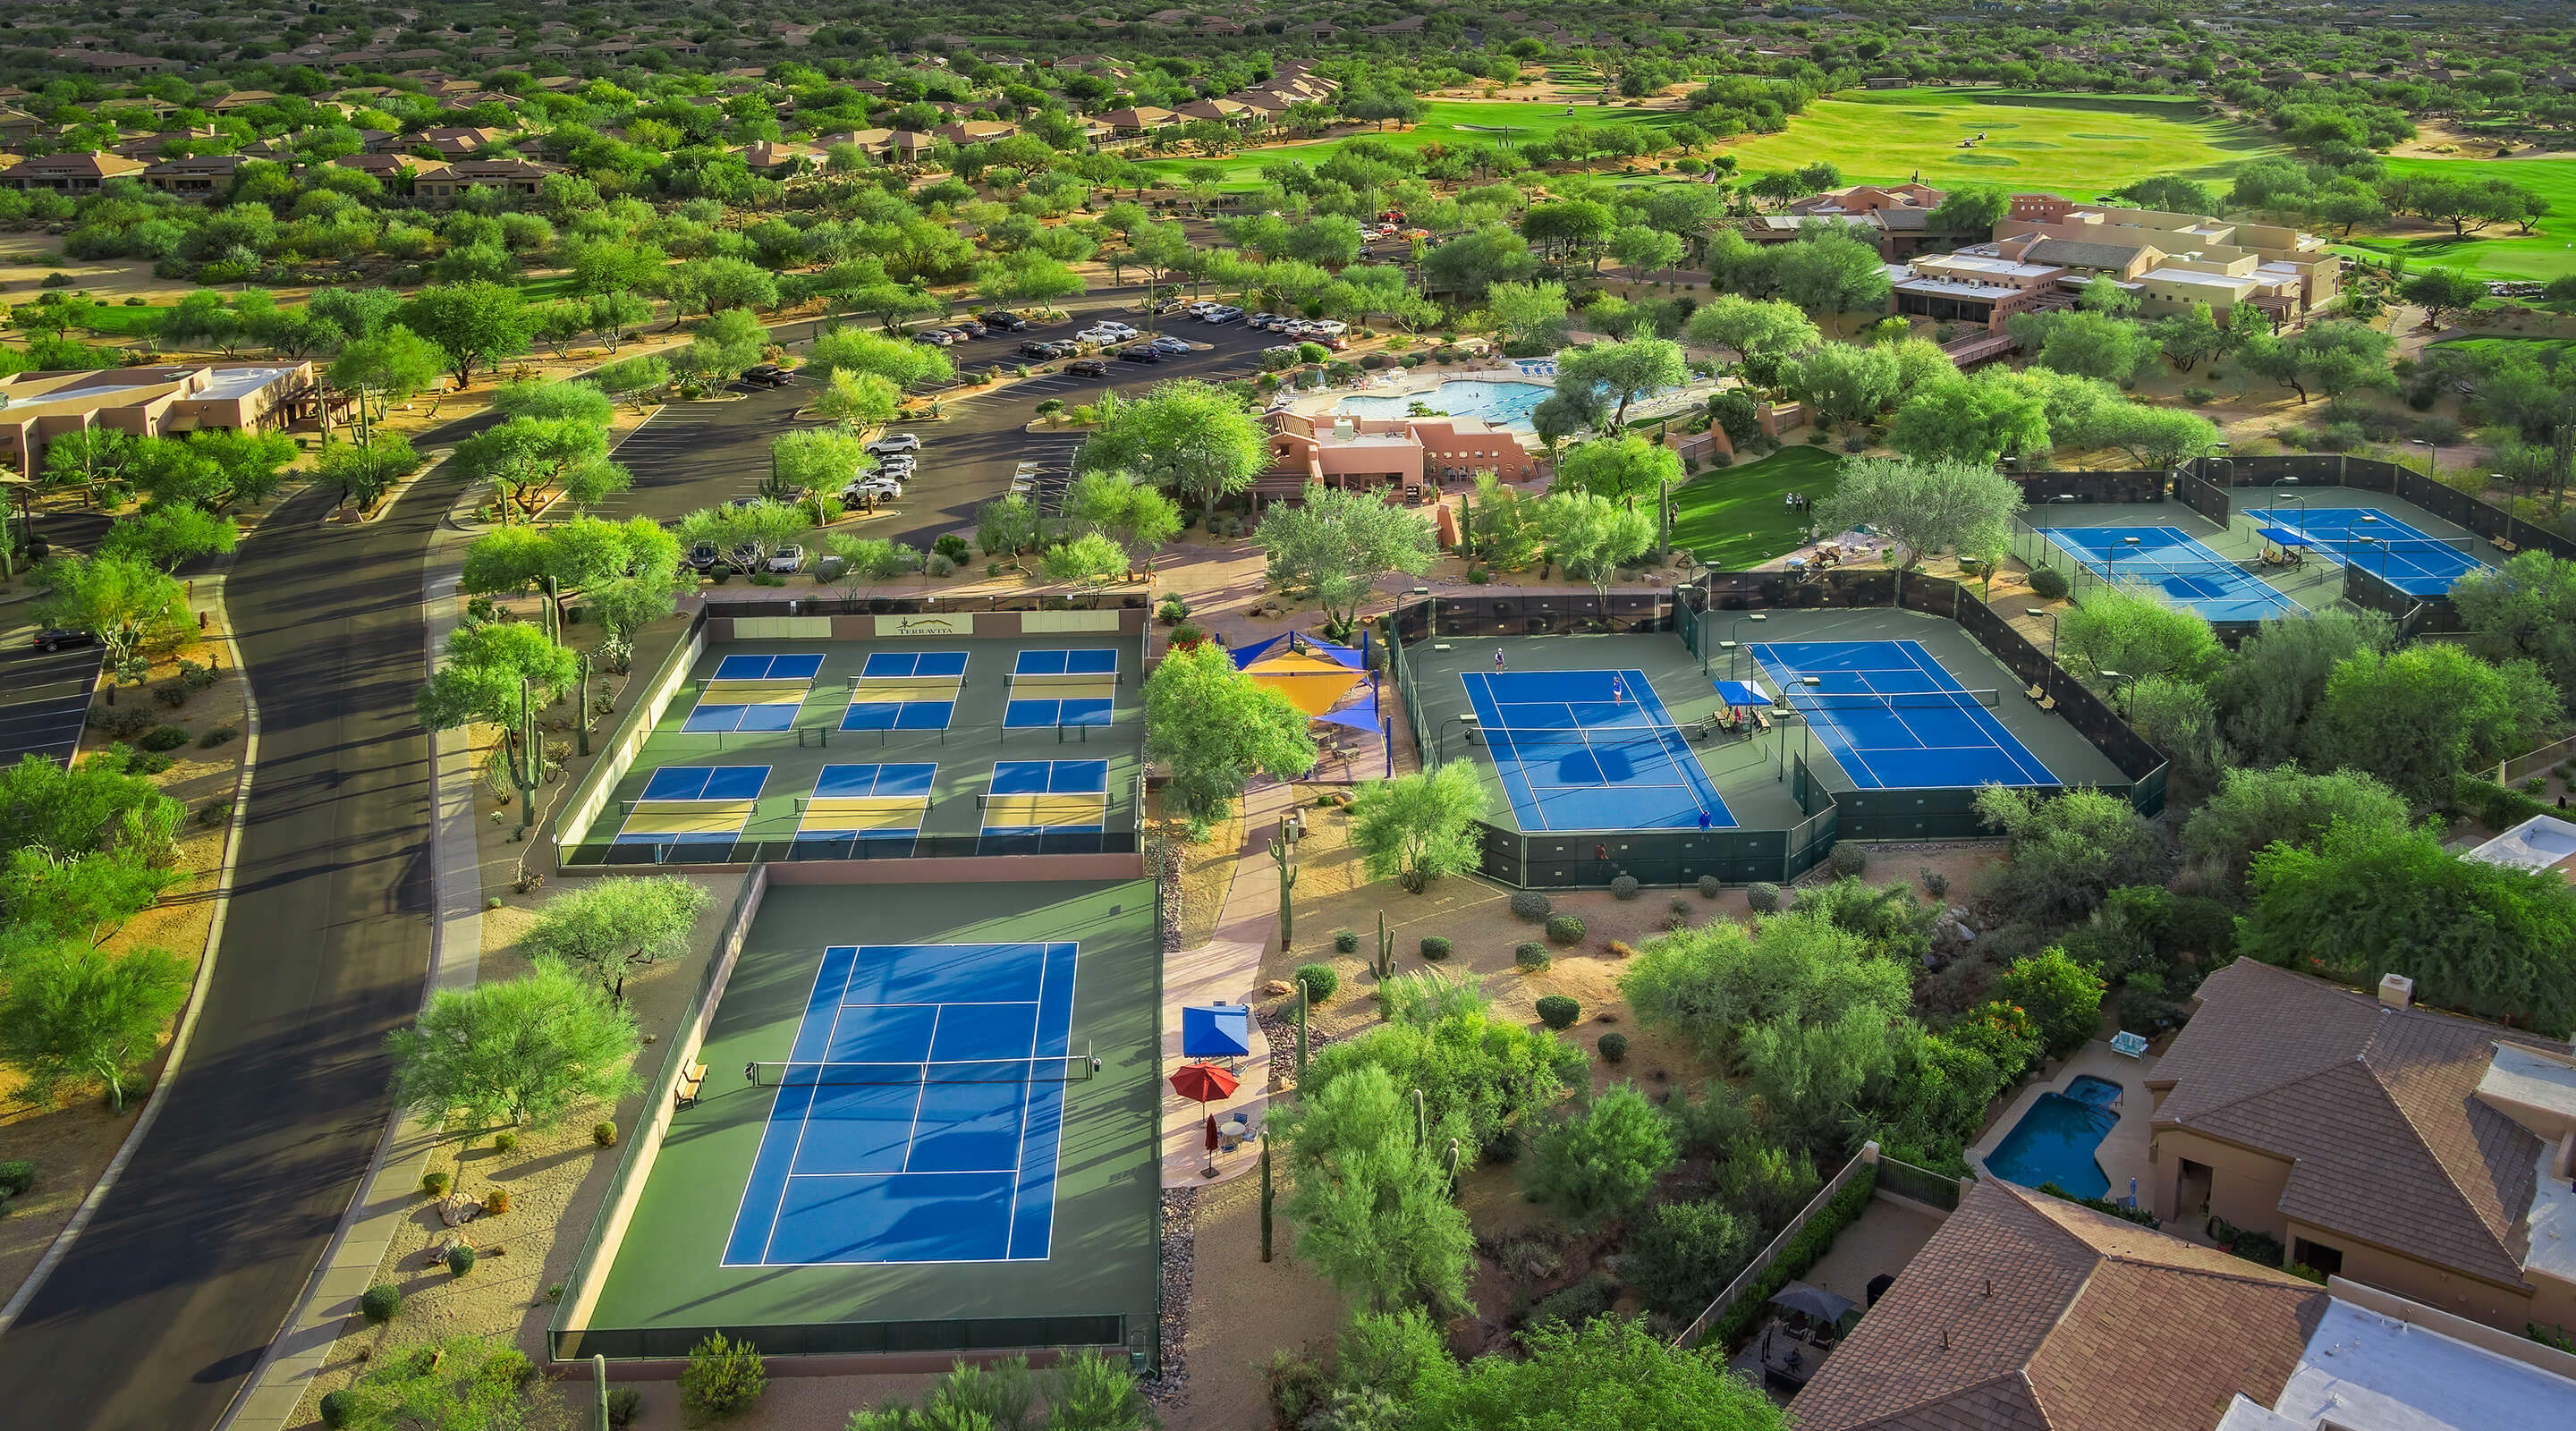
[0,292,1287,1430]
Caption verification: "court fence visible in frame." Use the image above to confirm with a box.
[1385,578,2165,890]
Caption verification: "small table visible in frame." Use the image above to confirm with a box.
[1758,1324,1824,1389]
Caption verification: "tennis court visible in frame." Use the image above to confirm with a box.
[798,763,936,844]
[615,766,768,845]
[1461,668,1736,831]
[981,759,1110,853]
[2245,506,2495,597]
[722,940,1082,1266]
[685,653,824,733]
[1004,649,1117,729]
[843,650,967,732]
[2038,526,2305,622]
[1751,639,2057,790]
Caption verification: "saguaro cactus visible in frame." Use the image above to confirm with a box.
[1272,815,1298,950]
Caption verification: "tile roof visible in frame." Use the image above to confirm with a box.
[1792,1178,2328,1431]
[2148,960,2556,1288]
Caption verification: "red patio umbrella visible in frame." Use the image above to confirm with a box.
[1171,1063,1240,1178]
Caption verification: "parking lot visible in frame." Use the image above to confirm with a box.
[0,630,104,766]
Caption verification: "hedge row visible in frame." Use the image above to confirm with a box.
[1699,1161,1880,1350]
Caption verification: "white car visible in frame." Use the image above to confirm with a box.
[1202,305,1243,324]
[1185,301,1221,318]
[765,545,806,574]
[1080,320,1137,341]
[843,476,904,503]
[867,433,921,455]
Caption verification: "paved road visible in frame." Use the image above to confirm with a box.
[0,482,442,1430]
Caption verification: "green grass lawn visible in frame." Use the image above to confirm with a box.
[1716,89,2281,195]
[1669,445,1844,571]
[1137,98,1685,191]
[2334,156,2576,283]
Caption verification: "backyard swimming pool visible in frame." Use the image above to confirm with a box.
[1983,1073,2123,1199]
[1334,379,1553,431]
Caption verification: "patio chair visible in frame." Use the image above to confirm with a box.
[2110,1030,2148,1058]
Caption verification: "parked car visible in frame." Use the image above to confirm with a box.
[873,456,918,479]
[1156,298,1198,316]
[868,433,922,455]
[1019,340,1066,360]
[1075,326,1122,344]
[1202,305,1244,324]
[685,542,722,572]
[843,476,904,503]
[954,318,988,338]
[31,627,96,652]
[1148,334,1191,355]
[739,364,793,386]
[1091,320,1138,340]
[1066,358,1111,377]
[912,328,953,346]
[765,545,806,574]
[1246,312,1280,330]
[984,310,1029,331]
[1117,345,1162,363]
[1185,301,1221,318]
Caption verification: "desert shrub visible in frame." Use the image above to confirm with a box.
[1535,995,1580,1029]
[493,1130,518,1154]
[420,1171,450,1198]
[1745,882,1781,912]
[1333,928,1360,953]
[0,1160,32,1196]
[594,1121,618,1147]
[678,1332,768,1422]
[1697,874,1723,899]
[483,1188,511,1215]
[198,724,237,747]
[1919,867,1950,898]
[2027,565,2069,599]
[1597,1032,1629,1062]
[1509,889,1552,921]
[318,1390,356,1428]
[2182,385,2216,405]
[360,1283,401,1324]
[1515,942,1552,972]
[153,677,190,707]
[933,534,970,563]
[1826,842,1867,877]
[1624,1198,1758,1318]
[606,1386,645,1427]
[1545,912,1586,945]
[89,705,152,739]
[125,749,174,775]
[445,1242,475,1277]
[1293,963,1339,1001]
[1523,1273,1616,1330]
[1419,936,1453,961]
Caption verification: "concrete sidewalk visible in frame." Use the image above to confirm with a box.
[1159,780,1299,1187]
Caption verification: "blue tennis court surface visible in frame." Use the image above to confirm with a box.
[798,763,936,843]
[843,649,968,731]
[2039,526,2304,622]
[981,759,1110,853]
[2245,506,2493,597]
[1461,669,1735,831]
[1753,640,2056,790]
[685,653,824,733]
[615,765,768,845]
[724,941,1079,1266]
[1004,649,1117,729]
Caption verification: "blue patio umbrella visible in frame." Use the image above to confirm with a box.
[1182,1003,1253,1059]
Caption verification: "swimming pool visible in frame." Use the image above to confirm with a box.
[1983,1073,2122,1199]
[1334,379,1553,431]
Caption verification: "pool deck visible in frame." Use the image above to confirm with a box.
[1968,1039,2161,1209]
[1279,365,1716,435]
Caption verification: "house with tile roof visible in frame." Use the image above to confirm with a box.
[1793,1174,2576,1431]
[2145,960,2576,1336]
[0,151,147,191]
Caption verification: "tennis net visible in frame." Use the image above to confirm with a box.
[746,1045,1097,1087]
[2082,555,2255,580]
[1783,688,2003,712]
[1008,671,1114,691]
[1479,724,1692,749]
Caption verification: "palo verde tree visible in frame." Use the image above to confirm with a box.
[1348,764,1489,893]
[460,515,679,646]
[386,959,642,1191]
[0,938,192,1113]
[30,552,191,683]
[1072,381,1272,511]
[448,380,631,524]
[1250,481,1438,640]
[1142,642,1317,825]
[1813,453,2024,582]
[518,876,713,1003]
[1534,490,1657,603]
[1273,1063,1476,1316]
[415,620,580,830]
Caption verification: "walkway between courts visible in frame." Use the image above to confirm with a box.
[1158,779,1298,1187]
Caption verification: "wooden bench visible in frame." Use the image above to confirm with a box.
[674,1059,708,1110]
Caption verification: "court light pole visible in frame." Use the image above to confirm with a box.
[2023,608,2060,707]
[2097,668,2139,721]
[1721,613,1767,682]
